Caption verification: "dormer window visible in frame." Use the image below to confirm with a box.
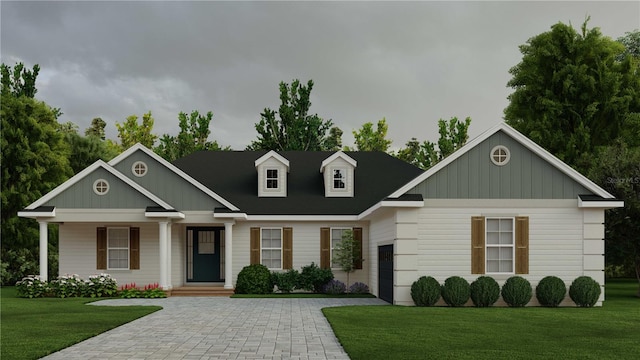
[321,152,357,198]
[255,151,289,197]
[266,169,279,189]
[333,168,346,190]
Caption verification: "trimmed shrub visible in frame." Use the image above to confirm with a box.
[15,275,50,298]
[50,274,85,298]
[501,276,533,307]
[323,279,347,295]
[235,264,273,294]
[298,262,333,293]
[349,282,370,294]
[411,276,441,306]
[470,276,500,307]
[569,276,601,307]
[441,276,470,307]
[536,276,566,307]
[272,269,299,293]
[82,273,118,298]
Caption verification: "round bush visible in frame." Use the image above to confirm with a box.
[569,276,601,307]
[536,276,566,307]
[501,276,533,307]
[441,276,470,307]
[323,279,346,295]
[470,276,500,307]
[348,282,370,294]
[272,269,299,293]
[235,264,273,294]
[411,276,441,306]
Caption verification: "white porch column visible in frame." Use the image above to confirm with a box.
[166,222,172,289]
[38,221,48,281]
[224,222,234,289]
[158,221,169,290]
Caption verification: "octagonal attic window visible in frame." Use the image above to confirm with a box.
[132,161,148,177]
[93,179,110,195]
[490,145,510,166]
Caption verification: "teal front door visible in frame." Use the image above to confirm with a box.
[187,227,224,282]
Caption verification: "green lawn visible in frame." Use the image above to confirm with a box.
[323,279,640,360]
[0,287,161,360]
[232,293,376,298]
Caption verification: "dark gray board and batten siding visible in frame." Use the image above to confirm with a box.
[407,131,593,199]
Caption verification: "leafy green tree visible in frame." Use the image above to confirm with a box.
[349,118,392,152]
[396,117,471,170]
[248,79,335,151]
[504,19,640,173]
[617,30,640,61]
[85,117,107,140]
[588,140,640,296]
[332,230,362,287]
[60,123,119,174]
[115,111,157,149]
[324,126,343,152]
[155,110,227,161]
[1,63,72,258]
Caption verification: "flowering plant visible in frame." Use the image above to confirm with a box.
[119,282,142,298]
[83,273,118,298]
[16,275,50,298]
[50,274,84,298]
[118,282,166,298]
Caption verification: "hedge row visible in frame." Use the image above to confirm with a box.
[411,275,601,307]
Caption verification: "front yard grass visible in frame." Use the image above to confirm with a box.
[0,287,161,360]
[231,293,376,298]
[323,279,640,360]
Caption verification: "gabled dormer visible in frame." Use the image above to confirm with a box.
[255,151,289,197]
[320,151,357,197]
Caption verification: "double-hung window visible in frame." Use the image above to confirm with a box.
[331,228,351,268]
[485,218,514,273]
[332,168,346,189]
[266,169,279,189]
[107,227,130,270]
[261,228,282,269]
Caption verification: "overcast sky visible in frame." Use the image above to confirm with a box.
[2,1,638,150]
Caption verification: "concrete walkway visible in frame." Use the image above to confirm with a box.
[42,297,387,360]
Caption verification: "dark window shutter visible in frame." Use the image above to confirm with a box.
[515,216,529,274]
[352,227,363,270]
[471,216,485,274]
[283,227,293,270]
[97,227,107,270]
[320,227,331,269]
[129,227,140,270]
[250,227,260,265]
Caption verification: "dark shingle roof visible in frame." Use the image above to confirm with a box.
[173,151,424,215]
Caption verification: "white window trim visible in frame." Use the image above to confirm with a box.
[93,179,110,195]
[490,145,511,166]
[265,168,280,191]
[107,227,130,270]
[331,167,348,191]
[330,227,352,269]
[131,161,148,177]
[485,217,515,275]
[261,227,283,270]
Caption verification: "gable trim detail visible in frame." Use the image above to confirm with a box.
[389,122,616,200]
[25,160,173,210]
[109,143,239,211]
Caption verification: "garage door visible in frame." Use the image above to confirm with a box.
[378,244,393,304]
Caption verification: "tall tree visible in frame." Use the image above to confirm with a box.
[59,122,119,174]
[85,117,107,140]
[115,111,157,149]
[349,118,392,152]
[155,110,226,161]
[616,30,640,60]
[504,19,640,173]
[247,79,335,151]
[1,63,72,250]
[324,126,343,152]
[396,117,471,170]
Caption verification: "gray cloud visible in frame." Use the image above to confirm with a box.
[2,1,638,150]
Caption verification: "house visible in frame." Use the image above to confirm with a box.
[19,123,623,305]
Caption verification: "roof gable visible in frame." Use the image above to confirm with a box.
[109,143,238,210]
[390,122,615,199]
[255,150,290,172]
[26,160,172,210]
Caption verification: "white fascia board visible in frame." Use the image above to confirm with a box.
[213,212,248,220]
[26,160,170,210]
[578,198,624,209]
[320,151,357,173]
[255,150,290,172]
[389,122,615,199]
[244,215,360,221]
[109,143,240,211]
[145,211,186,219]
[18,208,56,219]
[358,200,424,220]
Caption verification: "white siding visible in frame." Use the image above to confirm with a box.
[414,201,605,306]
[367,210,396,298]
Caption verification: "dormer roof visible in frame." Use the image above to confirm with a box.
[320,151,357,173]
[255,150,290,172]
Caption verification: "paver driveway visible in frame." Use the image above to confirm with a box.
[42,297,387,360]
